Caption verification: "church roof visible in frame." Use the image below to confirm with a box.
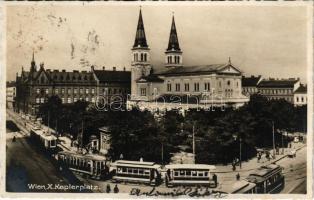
[93,70,131,83]
[242,75,262,87]
[166,15,181,52]
[155,64,239,76]
[137,74,164,83]
[133,9,148,49]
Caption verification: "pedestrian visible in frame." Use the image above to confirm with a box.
[12,136,16,142]
[113,184,119,193]
[212,173,217,187]
[236,173,240,181]
[106,184,111,193]
[232,163,236,171]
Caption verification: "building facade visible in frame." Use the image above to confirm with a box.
[16,53,130,115]
[6,81,16,110]
[242,75,262,97]
[257,78,300,104]
[294,84,307,106]
[128,9,249,111]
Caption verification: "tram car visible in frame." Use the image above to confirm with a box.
[245,164,284,194]
[30,127,57,151]
[110,160,162,186]
[164,164,216,187]
[57,151,109,180]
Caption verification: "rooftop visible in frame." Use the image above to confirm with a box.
[294,84,307,94]
[242,75,262,87]
[258,79,299,88]
[93,69,131,83]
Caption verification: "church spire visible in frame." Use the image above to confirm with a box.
[167,14,181,52]
[30,50,36,72]
[133,8,148,49]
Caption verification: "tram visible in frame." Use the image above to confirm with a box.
[164,164,216,187]
[223,180,257,194]
[57,151,109,180]
[30,127,57,151]
[110,160,162,186]
[245,164,284,193]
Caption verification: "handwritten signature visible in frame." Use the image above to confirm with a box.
[130,187,228,198]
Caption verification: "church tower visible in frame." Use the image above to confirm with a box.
[131,8,151,98]
[165,14,182,68]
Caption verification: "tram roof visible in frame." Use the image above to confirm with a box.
[246,164,281,183]
[59,151,107,161]
[111,160,160,169]
[165,164,216,170]
[41,134,57,140]
[220,180,255,194]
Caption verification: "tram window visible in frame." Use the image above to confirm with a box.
[198,172,204,176]
[192,171,197,176]
[204,172,208,177]
[122,168,127,173]
[127,168,132,173]
[139,169,144,175]
[186,170,191,176]
[174,171,179,177]
[180,170,185,176]
[133,169,138,174]
[117,167,122,173]
[144,170,150,175]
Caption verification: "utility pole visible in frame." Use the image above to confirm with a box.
[272,121,276,159]
[239,137,242,169]
[281,131,284,154]
[192,123,195,164]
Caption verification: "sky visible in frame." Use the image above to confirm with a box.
[6,4,310,82]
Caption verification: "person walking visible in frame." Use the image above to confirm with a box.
[212,173,217,188]
[236,173,240,181]
[106,184,111,193]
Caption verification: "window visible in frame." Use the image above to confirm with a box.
[68,98,72,103]
[67,88,71,94]
[61,88,65,94]
[85,97,89,102]
[36,98,40,103]
[74,88,77,94]
[144,54,147,62]
[91,88,95,94]
[40,98,45,103]
[91,97,95,103]
[227,80,231,86]
[219,81,222,87]
[174,171,179,177]
[62,98,65,103]
[301,97,304,102]
[36,88,40,94]
[55,88,58,94]
[297,97,299,102]
[74,97,77,102]
[184,83,189,92]
[167,83,172,92]
[140,88,146,96]
[192,171,197,176]
[141,53,144,61]
[175,83,180,92]
[80,88,83,94]
[194,83,199,92]
[86,88,89,94]
[204,82,210,91]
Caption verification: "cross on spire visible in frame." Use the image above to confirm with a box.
[133,7,148,48]
[167,14,181,52]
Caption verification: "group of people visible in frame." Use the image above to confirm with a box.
[106,184,119,193]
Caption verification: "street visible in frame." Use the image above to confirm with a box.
[6,113,94,193]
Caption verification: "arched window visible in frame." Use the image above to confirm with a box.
[169,56,172,64]
[227,80,231,86]
[144,53,147,62]
[177,56,180,64]
[141,53,144,61]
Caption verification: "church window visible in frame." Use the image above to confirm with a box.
[144,53,147,62]
[204,82,210,91]
[167,83,172,92]
[141,53,144,61]
[194,83,199,92]
[184,83,189,92]
[175,83,180,92]
[177,56,180,64]
[227,80,231,86]
[296,97,299,102]
[301,97,304,102]
[169,56,172,64]
[140,88,146,96]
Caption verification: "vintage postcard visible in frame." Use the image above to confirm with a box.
[0,1,313,199]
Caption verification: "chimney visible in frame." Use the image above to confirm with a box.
[62,69,66,72]
[123,67,126,71]
[113,67,116,71]
[103,66,105,70]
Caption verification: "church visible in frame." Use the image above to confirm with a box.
[127,9,249,111]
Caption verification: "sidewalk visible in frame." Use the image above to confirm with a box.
[214,142,305,173]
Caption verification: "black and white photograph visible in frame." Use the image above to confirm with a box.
[2,2,313,198]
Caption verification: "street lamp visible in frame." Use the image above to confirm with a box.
[233,134,242,169]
